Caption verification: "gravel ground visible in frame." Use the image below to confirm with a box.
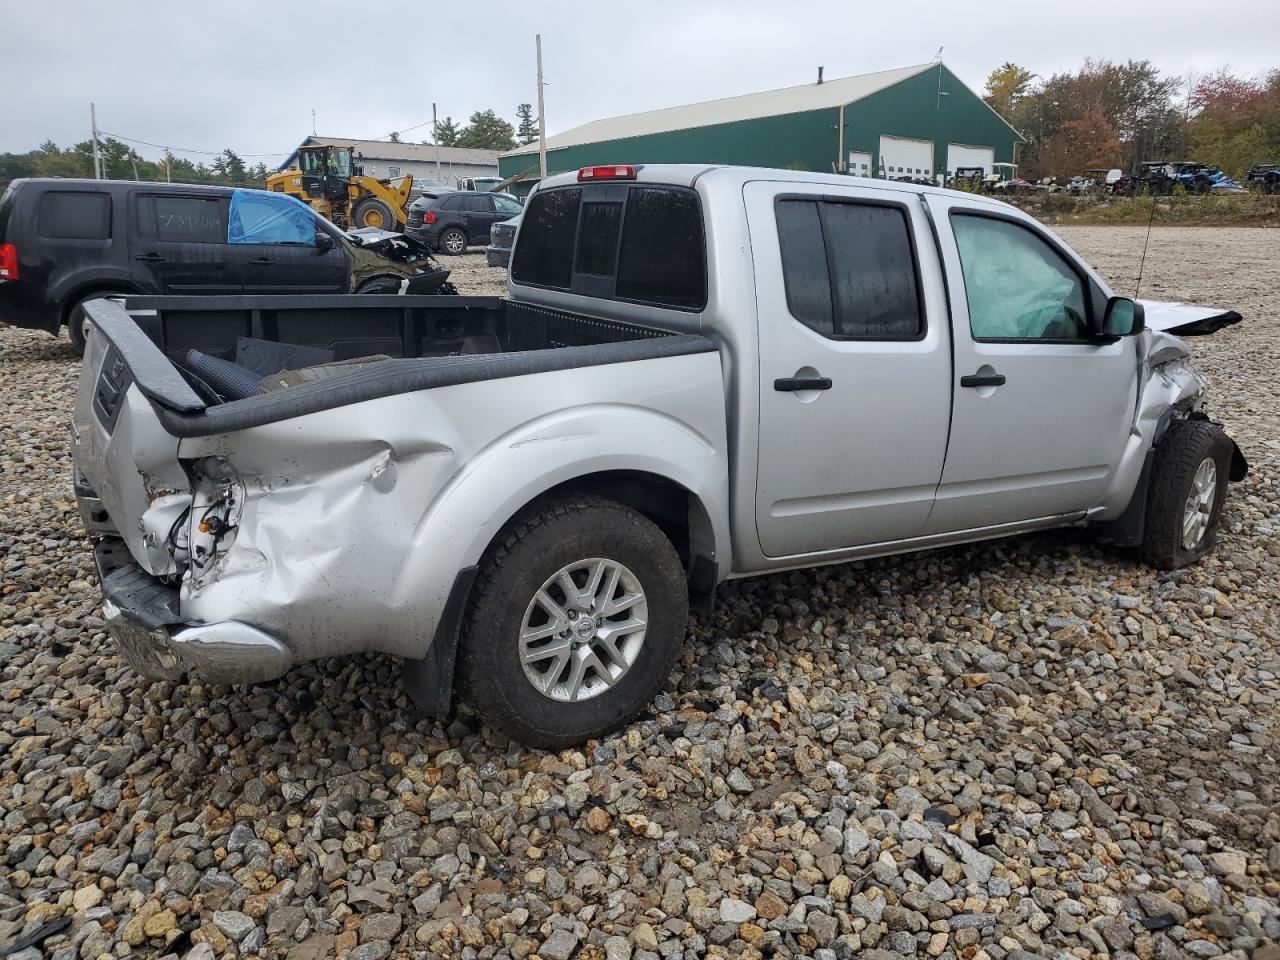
[1,233,1277,960]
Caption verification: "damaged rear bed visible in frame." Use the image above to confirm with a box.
[71,294,724,687]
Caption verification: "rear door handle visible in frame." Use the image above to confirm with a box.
[248,257,274,266]
[960,372,1006,388]
[134,254,166,263]
[774,377,833,392]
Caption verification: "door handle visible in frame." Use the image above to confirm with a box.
[774,376,833,392]
[248,258,274,266]
[960,372,1006,388]
[134,254,166,263]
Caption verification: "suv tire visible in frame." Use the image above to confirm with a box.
[438,227,467,256]
[1140,418,1232,568]
[68,291,125,356]
[457,497,688,749]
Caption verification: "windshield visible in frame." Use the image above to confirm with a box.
[299,148,352,178]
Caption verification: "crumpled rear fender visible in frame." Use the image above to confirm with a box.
[388,403,730,656]
[176,395,729,663]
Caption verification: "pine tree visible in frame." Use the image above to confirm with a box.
[516,103,538,145]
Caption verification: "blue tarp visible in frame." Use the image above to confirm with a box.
[227,189,318,245]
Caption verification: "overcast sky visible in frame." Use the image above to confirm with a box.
[2,0,1275,163]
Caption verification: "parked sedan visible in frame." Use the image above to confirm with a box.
[406,190,523,255]
[486,215,521,267]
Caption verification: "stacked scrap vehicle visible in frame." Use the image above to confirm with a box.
[1246,164,1280,194]
[1115,161,1247,196]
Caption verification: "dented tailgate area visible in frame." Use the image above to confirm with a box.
[71,296,726,689]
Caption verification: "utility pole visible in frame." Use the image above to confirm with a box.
[536,34,547,181]
[164,150,171,182]
[432,102,442,180]
[90,102,102,179]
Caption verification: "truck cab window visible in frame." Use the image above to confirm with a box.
[776,199,922,340]
[951,214,1089,341]
[511,187,581,289]
[615,187,705,310]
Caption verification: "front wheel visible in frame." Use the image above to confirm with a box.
[1140,419,1232,568]
[437,227,467,256]
[351,197,397,231]
[457,498,688,749]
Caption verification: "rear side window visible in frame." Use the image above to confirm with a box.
[494,195,522,216]
[511,187,581,289]
[38,191,111,240]
[463,194,492,212]
[438,194,464,211]
[776,199,923,340]
[615,187,705,309]
[137,195,227,243]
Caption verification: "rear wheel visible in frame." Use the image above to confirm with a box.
[352,197,397,231]
[438,227,467,256]
[457,498,688,749]
[67,291,125,355]
[1140,419,1232,568]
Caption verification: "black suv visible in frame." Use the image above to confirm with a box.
[0,179,450,351]
[405,191,523,254]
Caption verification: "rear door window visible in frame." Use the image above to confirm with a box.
[776,198,923,340]
[38,191,112,240]
[615,187,705,309]
[511,187,581,289]
[137,195,228,243]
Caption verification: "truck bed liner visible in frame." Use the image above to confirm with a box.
[84,295,717,439]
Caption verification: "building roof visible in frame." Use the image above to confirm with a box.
[503,63,951,157]
[280,137,501,171]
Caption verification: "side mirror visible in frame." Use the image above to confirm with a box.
[1100,296,1145,338]
[314,230,335,252]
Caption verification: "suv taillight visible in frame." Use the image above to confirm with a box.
[0,243,17,280]
[424,211,437,225]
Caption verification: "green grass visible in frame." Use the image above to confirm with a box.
[1013,192,1280,226]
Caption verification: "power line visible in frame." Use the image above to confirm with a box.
[97,130,288,158]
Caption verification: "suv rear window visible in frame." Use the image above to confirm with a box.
[38,191,112,240]
[512,184,706,310]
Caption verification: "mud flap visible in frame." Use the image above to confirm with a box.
[402,565,478,718]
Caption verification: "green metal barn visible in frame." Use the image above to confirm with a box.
[498,62,1021,187]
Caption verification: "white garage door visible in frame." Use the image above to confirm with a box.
[879,136,933,179]
[946,144,995,176]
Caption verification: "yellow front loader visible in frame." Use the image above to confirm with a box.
[267,144,413,231]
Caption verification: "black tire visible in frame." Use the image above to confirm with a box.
[351,197,397,231]
[437,227,467,256]
[1140,419,1232,569]
[457,497,688,749]
[355,276,403,295]
[67,291,125,355]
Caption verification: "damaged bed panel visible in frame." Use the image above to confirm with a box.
[172,354,730,664]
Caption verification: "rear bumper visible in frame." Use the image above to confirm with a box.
[94,540,292,685]
[485,246,511,267]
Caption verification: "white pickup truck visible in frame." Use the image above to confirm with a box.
[72,163,1247,747]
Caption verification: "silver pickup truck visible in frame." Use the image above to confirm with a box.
[72,163,1247,747]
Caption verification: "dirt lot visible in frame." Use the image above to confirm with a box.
[1,231,1277,960]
